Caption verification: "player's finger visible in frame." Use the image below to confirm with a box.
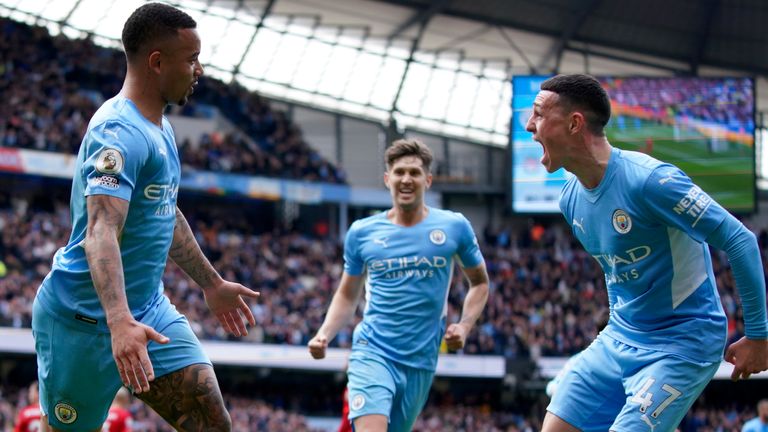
[145,326,170,345]
[224,312,242,336]
[140,352,156,382]
[731,367,744,381]
[218,313,234,334]
[723,347,736,363]
[240,286,260,299]
[130,353,150,393]
[239,298,256,327]
[231,310,248,336]
[115,357,131,388]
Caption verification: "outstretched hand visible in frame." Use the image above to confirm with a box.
[110,317,169,394]
[724,336,768,381]
[203,281,260,337]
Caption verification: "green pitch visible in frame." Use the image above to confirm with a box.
[607,118,754,211]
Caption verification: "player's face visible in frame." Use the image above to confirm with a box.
[526,90,571,173]
[158,28,203,106]
[384,155,432,210]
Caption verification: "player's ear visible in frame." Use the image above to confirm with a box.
[383,171,390,189]
[569,112,585,134]
[148,50,162,73]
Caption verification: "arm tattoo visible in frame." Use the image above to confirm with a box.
[85,195,130,323]
[169,207,221,289]
[464,265,489,287]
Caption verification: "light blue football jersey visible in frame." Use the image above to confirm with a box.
[37,95,180,333]
[344,208,484,371]
[560,147,729,363]
[742,417,768,432]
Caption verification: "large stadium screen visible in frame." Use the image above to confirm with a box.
[510,76,756,214]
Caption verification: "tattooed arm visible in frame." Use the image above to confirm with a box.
[169,206,259,336]
[85,195,169,394]
[168,206,222,289]
[444,262,490,351]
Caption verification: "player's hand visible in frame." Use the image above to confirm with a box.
[724,336,768,381]
[203,281,260,337]
[109,317,169,394]
[444,323,469,351]
[308,333,329,359]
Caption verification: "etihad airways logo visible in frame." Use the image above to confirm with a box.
[144,182,178,216]
[368,255,448,280]
[592,245,651,268]
[593,245,652,285]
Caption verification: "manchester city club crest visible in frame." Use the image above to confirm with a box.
[351,394,366,411]
[612,209,632,234]
[54,402,77,424]
[429,229,446,245]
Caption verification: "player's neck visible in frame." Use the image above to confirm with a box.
[571,138,612,189]
[388,205,428,227]
[121,73,165,127]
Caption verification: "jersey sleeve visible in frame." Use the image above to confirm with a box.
[456,214,484,268]
[343,222,364,276]
[83,121,149,202]
[641,165,728,242]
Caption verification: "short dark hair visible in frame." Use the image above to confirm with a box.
[541,74,611,136]
[121,3,196,61]
[385,138,433,172]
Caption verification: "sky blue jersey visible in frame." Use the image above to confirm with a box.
[344,208,484,371]
[560,147,733,363]
[37,95,180,333]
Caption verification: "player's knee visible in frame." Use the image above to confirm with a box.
[209,409,232,432]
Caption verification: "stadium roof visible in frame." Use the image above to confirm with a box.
[374,0,768,78]
[2,0,766,146]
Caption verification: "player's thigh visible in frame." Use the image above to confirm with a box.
[144,303,210,379]
[136,363,229,430]
[33,299,120,431]
[347,350,397,424]
[546,336,625,432]
[614,353,718,431]
[388,367,434,432]
[138,310,227,430]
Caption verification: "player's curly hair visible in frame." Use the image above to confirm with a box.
[385,138,433,172]
[121,3,196,61]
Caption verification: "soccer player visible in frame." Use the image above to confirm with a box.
[308,138,490,432]
[14,381,41,432]
[32,3,258,431]
[743,399,768,432]
[525,73,768,432]
[102,387,133,432]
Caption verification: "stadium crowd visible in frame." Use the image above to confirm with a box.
[0,18,345,183]
[0,191,762,361]
[603,77,754,132]
[0,380,761,431]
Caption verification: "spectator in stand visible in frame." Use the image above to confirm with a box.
[13,381,41,432]
[102,387,133,432]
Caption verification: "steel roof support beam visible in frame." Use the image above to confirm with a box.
[538,0,601,74]
[388,0,451,39]
[689,0,719,75]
